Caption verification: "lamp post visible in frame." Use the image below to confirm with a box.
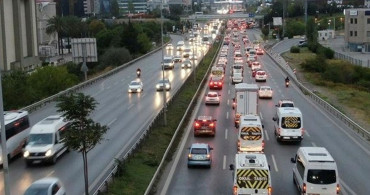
[161,0,167,126]
[0,73,10,195]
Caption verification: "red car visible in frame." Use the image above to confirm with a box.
[194,116,217,136]
[252,68,262,77]
[209,77,223,89]
[256,48,264,55]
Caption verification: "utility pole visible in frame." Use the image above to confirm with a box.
[0,72,10,195]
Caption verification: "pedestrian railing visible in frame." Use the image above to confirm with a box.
[334,51,370,68]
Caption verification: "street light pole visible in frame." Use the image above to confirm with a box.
[0,72,10,195]
[161,0,167,126]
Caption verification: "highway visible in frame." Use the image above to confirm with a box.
[158,28,370,195]
[0,33,210,194]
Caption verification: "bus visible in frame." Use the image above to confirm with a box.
[0,110,30,165]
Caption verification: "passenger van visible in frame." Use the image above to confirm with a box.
[238,115,264,153]
[23,115,70,165]
[291,147,340,195]
[273,107,303,142]
[176,41,185,51]
[0,110,30,165]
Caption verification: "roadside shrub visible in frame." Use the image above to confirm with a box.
[100,47,132,68]
[322,61,355,83]
[301,55,327,72]
[290,46,300,53]
[317,45,334,59]
[308,41,319,53]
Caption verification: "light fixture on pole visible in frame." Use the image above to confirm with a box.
[161,0,167,126]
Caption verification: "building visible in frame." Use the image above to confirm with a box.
[366,0,370,8]
[0,0,40,71]
[318,30,335,41]
[344,9,370,52]
[118,0,148,14]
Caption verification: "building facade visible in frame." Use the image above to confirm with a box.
[344,9,370,52]
[365,0,370,8]
[118,0,148,14]
[0,0,40,71]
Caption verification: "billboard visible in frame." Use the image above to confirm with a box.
[273,17,282,26]
[72,38,98,63]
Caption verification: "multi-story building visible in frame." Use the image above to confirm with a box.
[0,0,40,71]
[344,9,370,52]
[118,0,148,14]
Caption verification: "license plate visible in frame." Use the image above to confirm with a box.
[33,160,42,164]
[293,136,298,139]
[283,137,290,139]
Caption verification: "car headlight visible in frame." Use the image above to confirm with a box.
[166,85,170,89]
[23,151,30,158]
[128,89,132,92]
[45,149,52,157]
[156,85,160,89]
[137,88,142,92]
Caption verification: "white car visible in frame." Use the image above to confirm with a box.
[255,70,267,82]
[205,91,221,105]
[128,80,143,93]
[258,86,273,99]
[24,177,66,195]
[276,99,295,107]
[156,79,171,91]
[182,60,192,69]
[166,43,174,50]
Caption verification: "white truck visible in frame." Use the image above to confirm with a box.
[232,83,259,128]
[230,153,272,195]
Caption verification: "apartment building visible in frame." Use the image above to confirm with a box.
[118,0,148,14]
[344,9,370,52]
[0,0,40,71]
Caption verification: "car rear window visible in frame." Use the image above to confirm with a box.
[191,148,207,154]
[208,93,217,97]
[307,169,336,184]
[257,72,265,75]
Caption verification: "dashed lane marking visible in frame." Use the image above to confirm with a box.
[271,154,279,172]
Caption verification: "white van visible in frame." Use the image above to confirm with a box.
[238,115,264,153]
[232,72,243,84]
[176,41,185,51]
[291,147,340,195]
[273,107,303,142]
[23,115,70,165]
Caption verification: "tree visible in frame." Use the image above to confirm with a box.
[89,19,106,35]
[261,26,269,39]
[121,21,140,53]
[111,0,120,18]
[100,47,132,67]
[56,93,108,195]
[137,33,152,54]
[46,16,67,55]
[2,71,34,110]
[169,4,183,16]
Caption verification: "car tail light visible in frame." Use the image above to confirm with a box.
[336,184,340,194]
[210,82,213,85]
[303,183,306,193]
[237,140,240,147]
[209,123,214,127]
[262,140,265,149]
[301,128,305,135]
[195,122,200,127]
[268,186,272,195]
[233,186,238,195]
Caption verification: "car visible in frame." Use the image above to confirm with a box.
[166,43,174,50]
[162,56,174,70]
[128,80,143,93]
[255,70,267,82]
[24,177,66,195]
[205,91,221,105]
[181,60,192,69]
[251,61,261,71]
[189,53,198,60]
[173,55,182,63]
[298,39,307,47]
[258,86,273,99]
[209,77,223,89]
[252,68,262,77]
[247,57,257,67]
[156,79,171,91]
[276,99,295,107]
[193,116,217,136]
[256,48,264,55]
[187,143,213,168]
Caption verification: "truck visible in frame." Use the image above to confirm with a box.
[232,83,259,128]
[230,153,272,195]
[211,66,224,79]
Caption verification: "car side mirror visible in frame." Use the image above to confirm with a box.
[210,147,214,150]
[291,157,296,163]
[214,119,217,121]
[187,147,191,150]
[262,125,264,128]
[268,165,271,171]
[229,164,234,170]
[272,117,277,121]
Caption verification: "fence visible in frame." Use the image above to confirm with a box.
[334,51,370,68]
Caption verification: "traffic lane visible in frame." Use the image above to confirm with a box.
[270,39,300,54]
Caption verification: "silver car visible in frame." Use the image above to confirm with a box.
[182,60,192,69]
[187,143,213,168]
[128,80,143,93]
[24,177,66,195]
[156,79,171,91]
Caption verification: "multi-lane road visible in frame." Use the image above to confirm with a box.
[0,33,210,194]
[158,29,370,195]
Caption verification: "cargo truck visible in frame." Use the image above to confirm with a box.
[232,83,259,128]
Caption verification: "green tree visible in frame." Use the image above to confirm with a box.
[111,0,120,17]
[128,0,135,13]
[46,16,67,55]
[28,66,79,99]
[137,33,152,54]
[56,93,108,195]
[169,4,183,16]
[286,20,305,38]
[261,26,269,39]
[2,71,34,110]
[100,47,132,67]
[89,19,106,35]
[121,21,140,53]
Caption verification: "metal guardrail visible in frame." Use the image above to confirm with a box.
[21,43,167,113]
[265,46,370,140]
[91,39,218,195]
[144,37,223,195]
[334,51,370,68]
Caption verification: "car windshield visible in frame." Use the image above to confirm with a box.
[163,59,172,63]
[235,54,242,57]
[28,133,53,145]
[159,80,169,84]
[281,103,294,107]
[130,81,140,86]
[191,148,207,154]
[24,183,50,195]
[261,87,271,90]
[307,169,336,184]
[233,66,242,69]
[207,93,217,97]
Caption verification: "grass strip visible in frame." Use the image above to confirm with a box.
[104,41,222,195]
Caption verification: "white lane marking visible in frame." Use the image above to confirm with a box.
[108,118,117,127]
[305,130,310,137]
[223,155,227,170]
[46,171,54,177]
[340,178,356,195]
[227,99,229,105]
[226,112,229,119]
[228,90,230,95]
[271,154,279,172]
[311,142,317,147]
[225,129,228,140]
[259,112,263,120]
[264,130,270,141]
[127,104,134,110]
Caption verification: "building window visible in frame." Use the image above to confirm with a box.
[350,31,353,36]
[368,18,370,24]
[350,18,353,24]
[355,31,357,36]
[367,31,370,37]
[355,18,357,24]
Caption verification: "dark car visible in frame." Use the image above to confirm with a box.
[194,116,217,136]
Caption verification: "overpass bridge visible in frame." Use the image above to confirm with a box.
[181,13,264,21]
